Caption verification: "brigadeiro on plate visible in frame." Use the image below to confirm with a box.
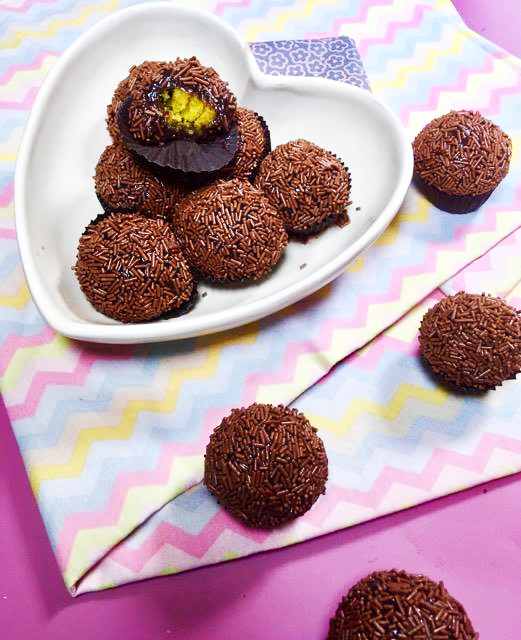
[203,403,328,529]
[254,138,352,238]
[173,178,288,283]
[412,110,512,214]
[115,57,239,175]
[327,569,478,640]
[74,212,196,323]
[418,291,521,391]
[223,107,271,181]
[94,142,186,220]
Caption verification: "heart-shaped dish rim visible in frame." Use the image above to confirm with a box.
[14,2,413,344]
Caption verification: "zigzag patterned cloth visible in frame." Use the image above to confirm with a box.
[1,0,520,594]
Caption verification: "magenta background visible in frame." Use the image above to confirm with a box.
[1,2,521,638]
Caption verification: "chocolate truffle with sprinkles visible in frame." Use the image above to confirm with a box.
[173,178,288,283]
[419,291,521,391]
[74,212,196,323]
[204,403,328,529]
[254,139,351,237]
[327,569,478,640]
[224,107,271,181]
[413,110,512,213]
[94,142,185,220]
[116,57,238,174]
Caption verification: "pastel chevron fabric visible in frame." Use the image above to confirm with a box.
[1,0,520,595]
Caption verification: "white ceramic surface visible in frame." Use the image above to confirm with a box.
[14,2,413,344]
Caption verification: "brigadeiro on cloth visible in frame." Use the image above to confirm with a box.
[418,291,521,391]
[173,178,288,283]
[113,57,239,174]
[94,142,186,220]
[412,110,512,214]
[203,403,328,529]
[74,212,196,323]
[254,139,352,238]
[327,569,479,640]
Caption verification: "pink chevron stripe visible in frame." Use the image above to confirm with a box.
[0,50,55,85]
[481,73,521,116]
[55,441,204,572]
[105,511,270,574]
[304,0,394,38]
[358,3,430,58]
[401,51,515,124]
[0,0,54,12]
[0,227,16,239]
[303,431,521,528]
[400,51,499,124]
[9,349,97,420]
[6,341,135,419]
[0,85,38,110]
[97,430,521,575]
[0,180,13,207]
[0,324,55,376]
[214,0,252,16]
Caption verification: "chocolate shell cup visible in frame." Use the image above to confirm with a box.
[118,98,238,174]
[413,110,512,214]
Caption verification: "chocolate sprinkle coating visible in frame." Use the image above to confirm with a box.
[224,107,271,181]
[328,569,478,640]
[106,61,165,144]
[173,178,288,282]
[204,403,328,529]
[94,142,185,219]
[74,212,195,323]
[125,57,237,145]
[419,292,521,391]
[413,110,512,213]
[254,139,351,237]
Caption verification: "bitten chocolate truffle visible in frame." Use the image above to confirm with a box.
[115,57,238,174]
[94,142,185,219]
[74,212,196,323]
[419,291,521,391]
[327,570,478,640]
[413,110,512,213]
[254,139,351,237]
[204,403,328,529]
[173,178,288,282]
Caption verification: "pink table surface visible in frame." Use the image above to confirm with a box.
[2,1,521,638]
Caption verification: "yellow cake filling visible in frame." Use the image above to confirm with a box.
[162,88,216,135]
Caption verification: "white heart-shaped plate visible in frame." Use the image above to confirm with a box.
[15,2,413,344]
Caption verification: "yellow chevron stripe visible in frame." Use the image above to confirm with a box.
[246,0,339,41]
[346,255,364,273]
[0,0,120,51]
[0,280,31,311]
[0,126,23,162]
[1,332,69,390]
[0,55,57,93]
[374,196,430,247]
[30,328,257,495]
[63,455,203,588]
[307,383,448,437]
